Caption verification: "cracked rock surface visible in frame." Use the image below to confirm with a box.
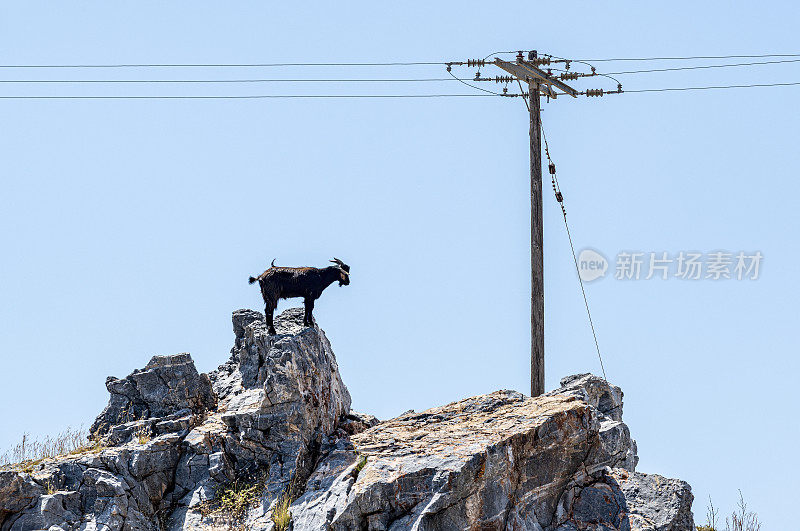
[0,309,693,530]
[289,376,691,531]
[90,353,217,439]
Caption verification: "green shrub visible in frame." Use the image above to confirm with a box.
[355,454,367,473]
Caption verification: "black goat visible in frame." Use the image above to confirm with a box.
[248,258,350,335]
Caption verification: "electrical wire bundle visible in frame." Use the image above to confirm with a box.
[1,51,800,99]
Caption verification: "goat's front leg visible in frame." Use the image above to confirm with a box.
[265,302,277,335]
[303,298,315,327]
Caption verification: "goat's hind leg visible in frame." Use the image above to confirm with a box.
[265,301,277,335]
[303,298,315,327]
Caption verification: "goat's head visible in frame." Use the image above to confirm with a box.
[330,258,350,286]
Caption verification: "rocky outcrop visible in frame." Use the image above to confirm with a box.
[0,472,43,526]
[90,353,216,439]
[609,469,695,531]
[546,373,638,473]
[169,307,351,530]
[292,390,600,530]
[0,308,694,531]
[288,378,690,531]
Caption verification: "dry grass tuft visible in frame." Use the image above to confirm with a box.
[44,478,57,495]
[271,482,294,531]
[724,491,761,531]
[134,424,152,445]
[700,492,762,531]
[197,474,294,531]
[0,427,102,472]
[198,475,266,526]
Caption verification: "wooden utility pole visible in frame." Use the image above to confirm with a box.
[449,50,619,395]
[528,80,545,397]
[494,52,579,397]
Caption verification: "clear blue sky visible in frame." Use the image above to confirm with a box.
[1,2,797,527]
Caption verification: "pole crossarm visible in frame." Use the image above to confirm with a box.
[493,58,579,98]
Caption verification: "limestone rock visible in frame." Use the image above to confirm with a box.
[0,432,184,531]
[293,390,594,530]
[611,468,695,531]
[340,411,380,436]
[168,307,351,529]
[90,353,216,439]
[218,307,350,481]
[287,376,687,531]
[0,471,43,524]
[548,373,638,472]
[551,373,624,421]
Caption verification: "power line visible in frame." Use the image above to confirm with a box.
[0,93,501,99]
[0,61,446,69]
[2,57,799,85]
[446,69,505,95]
[0,59,796,89]
[573,53,800,62]
[2,54,800,70]
[481,50,519,61]
[603,58,800,75]
[1,81,799,99]
[540,123,608,382]
[3,62,800,98]
[0,78,467,84]
[623,81,800,93]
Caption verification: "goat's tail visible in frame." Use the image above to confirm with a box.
[248,276,258,285]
